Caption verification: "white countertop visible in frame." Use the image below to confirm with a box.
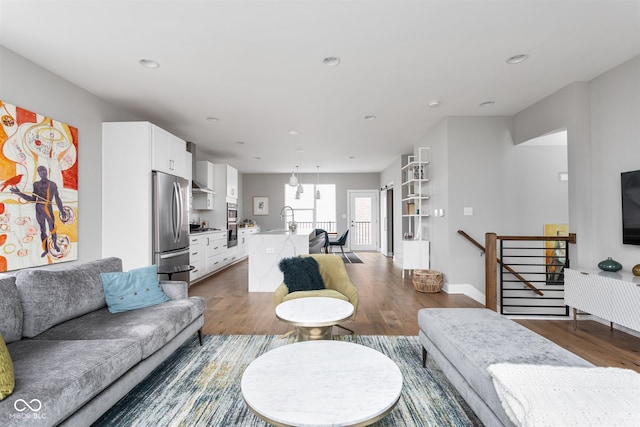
[189,229,226,236]
[257,228,315,237]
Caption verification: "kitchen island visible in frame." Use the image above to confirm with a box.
[247,228,315,292]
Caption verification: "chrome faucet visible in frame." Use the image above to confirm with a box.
[279,206,297,232]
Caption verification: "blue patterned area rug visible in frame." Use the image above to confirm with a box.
[93,335,482,427]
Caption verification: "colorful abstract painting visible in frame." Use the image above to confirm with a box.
[544,223,568,284]
[0,100,77,271]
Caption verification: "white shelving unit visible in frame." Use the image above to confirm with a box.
[401,147,430,277]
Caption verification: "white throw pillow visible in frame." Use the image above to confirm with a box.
[487,363,640,427]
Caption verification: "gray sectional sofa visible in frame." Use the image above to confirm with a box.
[418,308,593,427]
[0,257,206,427]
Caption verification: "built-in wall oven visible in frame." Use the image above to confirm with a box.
[227,202,238,247]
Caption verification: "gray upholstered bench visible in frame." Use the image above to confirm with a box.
[418,308,593,427]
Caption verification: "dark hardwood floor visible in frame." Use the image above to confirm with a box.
[189,251,640,373]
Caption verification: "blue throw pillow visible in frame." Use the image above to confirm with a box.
[100,265,170,313]
[278,257,325,292]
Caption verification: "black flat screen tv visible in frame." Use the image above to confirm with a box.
[621,169,640,245]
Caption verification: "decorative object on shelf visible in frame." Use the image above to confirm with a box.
[253,196,269,215]
[407,202,416,215]
[597,257,623,272]
[633,264,640,276]
[412,270,443,293]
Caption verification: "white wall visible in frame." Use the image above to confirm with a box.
[589,56,640,269]
[415,119,450,275]
[414,116,569,296]
[515,55,640,270]
[514,82,593,266]
[0,46,140,266]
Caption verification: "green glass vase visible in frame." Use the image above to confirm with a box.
[597,257,622,272]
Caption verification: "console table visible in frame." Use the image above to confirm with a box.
[564,268,640,332]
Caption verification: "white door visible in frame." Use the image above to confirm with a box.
[348,190,379,251]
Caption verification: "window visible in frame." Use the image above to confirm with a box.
[284,184,336,232]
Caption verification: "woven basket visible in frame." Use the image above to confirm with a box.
[412,270,443,293]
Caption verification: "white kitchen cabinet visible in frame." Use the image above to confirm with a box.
[151,125,187,179]
[102,121,187,271]
[214,163,238,201]
[193,193,213,210]
[205,231,227,272]
[189,230,247,283]
[238,226,259,258]
[226,164,238,199]
[189,235,205,281]
[221,246,238,268]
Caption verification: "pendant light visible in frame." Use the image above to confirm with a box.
[295,166,304,194]
[288,169,298,186]
[315,166,321,199]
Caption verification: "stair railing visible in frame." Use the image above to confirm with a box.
[458,230,544,297]
[484,232,576,314]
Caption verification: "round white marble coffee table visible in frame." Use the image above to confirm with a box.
[241,340,403,427]
[275,297,354,340]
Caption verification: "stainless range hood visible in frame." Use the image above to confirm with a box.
[186,141,211,192]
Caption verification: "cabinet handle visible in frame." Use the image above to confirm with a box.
[192,252,198,255]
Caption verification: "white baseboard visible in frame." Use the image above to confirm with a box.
[442,283,485,305]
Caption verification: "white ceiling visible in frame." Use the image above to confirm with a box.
[1,1,639,174]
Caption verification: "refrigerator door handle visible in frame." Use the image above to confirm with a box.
[176,182,184,243]
[171,181,180,244]
[159,248,190,259]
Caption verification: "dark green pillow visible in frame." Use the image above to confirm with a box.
[278,257,325,292]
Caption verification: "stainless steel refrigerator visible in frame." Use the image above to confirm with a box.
[152,171,190,282]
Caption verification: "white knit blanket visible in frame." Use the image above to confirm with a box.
[487,363,640,427]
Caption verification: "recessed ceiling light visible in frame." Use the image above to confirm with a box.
[506,54,529,64]
[428,101,441,108]
[254,156,262,160]
[206,116,219,122]
[479,101,495,107]
[349,156,355,159]
[296,148,304,153]
[139,59,159,69]
[288,130,298,136]
[322,57,341,66]
[364,115,376,121]
[236,141,245,145]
